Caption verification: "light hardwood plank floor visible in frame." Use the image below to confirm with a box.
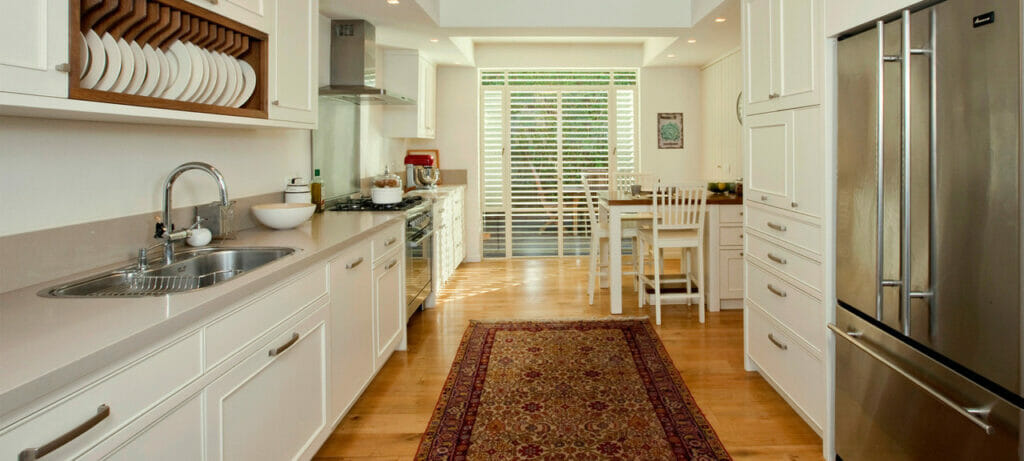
[313,258,823,460]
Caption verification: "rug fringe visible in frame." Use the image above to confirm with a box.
[469,316,651,324]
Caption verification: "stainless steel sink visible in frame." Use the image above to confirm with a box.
[42,247,296,298]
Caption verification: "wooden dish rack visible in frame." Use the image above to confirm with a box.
[69,0,269,118]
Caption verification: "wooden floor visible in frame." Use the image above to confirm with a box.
[313,258,823,460]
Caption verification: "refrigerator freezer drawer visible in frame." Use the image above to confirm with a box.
[834,307,1022,460]
[747,304,825,431]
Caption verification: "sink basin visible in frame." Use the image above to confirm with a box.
[42,247,296,298]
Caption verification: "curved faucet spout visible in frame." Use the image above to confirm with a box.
[161,162,230,264]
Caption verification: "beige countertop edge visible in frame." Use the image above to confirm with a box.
[0,211,403,417]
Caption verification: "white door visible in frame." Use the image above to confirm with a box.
[373,253,404,368]
[103,395,204,461]
[777,0,817,101]
[267,0,317,124]
[205,305,328,461]
[743,0,774,108]
[719,249,746,300]
[745,110,791,210]
[0,0,68,97]
[327,245,375,420]
[790,106,823,218]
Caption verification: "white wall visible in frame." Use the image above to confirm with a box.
[640,66,704,182]
[0,117,310,237]
[408,66,481,261]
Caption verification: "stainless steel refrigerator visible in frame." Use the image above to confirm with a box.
[835,0,1023,458]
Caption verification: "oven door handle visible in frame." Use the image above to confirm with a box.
[408,229,435,247]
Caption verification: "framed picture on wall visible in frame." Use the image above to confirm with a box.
[657,113,684,149]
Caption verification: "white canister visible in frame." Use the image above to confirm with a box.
[284,177,312,204]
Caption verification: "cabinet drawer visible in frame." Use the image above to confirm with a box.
[719,226,744,247]
[373,223,404,262]
[746,263,824,353]
[0,333,202,460]
[746,305,825,429]
[719,205,744,224]
[745,205,821,256]
[205,266,327,368]
[746,233,822,293]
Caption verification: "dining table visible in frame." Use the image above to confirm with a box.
[597,189,744,315]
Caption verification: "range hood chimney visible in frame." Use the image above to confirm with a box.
[319,20,414,105]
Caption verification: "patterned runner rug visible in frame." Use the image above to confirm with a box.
[415,319,731,460]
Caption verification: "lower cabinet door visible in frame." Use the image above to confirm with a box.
[103,395,203,461]
[327,245,375,420]
[205,305,328,461]
[719,248,745,299]
[373,252,404,368]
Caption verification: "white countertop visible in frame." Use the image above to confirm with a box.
[0,211,402,415]
[407,184,465,201]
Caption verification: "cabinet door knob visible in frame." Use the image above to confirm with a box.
[55,63,70,73]
[761,195,768,201]
[791,202,799,208]
[272,100,280,106]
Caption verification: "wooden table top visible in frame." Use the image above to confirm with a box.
[599,191,744,206]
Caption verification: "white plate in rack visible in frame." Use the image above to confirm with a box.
[76,32,89,80]
[137,44,161,96]
[93,32,122,91]
[204,51,228,105]
[214,52,238,106]
[109,37,134,93]
[123,41,147,95]
[227,56,244,105]
[180,42,204,102]
[233,59,256,108]
[162,41,191,100]
[80,30,106,89]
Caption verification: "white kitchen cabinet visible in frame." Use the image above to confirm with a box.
[700,51,743,181]
[742,0,821,116]
[102,395,204,461]
[745,106,822,220]
[384,50,436,139]
[185,0,268,32]
[704,204,745,311]
[373,249,405,368]
[719,249,745,300]
[327,244,374,421]
[205,303,329,461]
[267,0,317,125]
[0,0,68,97]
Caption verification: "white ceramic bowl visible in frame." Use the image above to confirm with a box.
[252,203,315,230]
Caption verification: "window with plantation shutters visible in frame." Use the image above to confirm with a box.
[480,70,639,258]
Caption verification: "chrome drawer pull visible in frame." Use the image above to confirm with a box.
[828,324,994,435]
[766,221,787,232]
[385,259,399,270]
[269,333,300,357]
[767,253,787,265]
[766,284,787,298]
[384,237,397,247]
[19,404,111,461]
[767,333,788,350]
[761,195,768,201]
[345,257,364,269]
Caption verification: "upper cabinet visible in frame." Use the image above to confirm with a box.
[0,0,69,98]
[742,0,822,116]
[384,50,436,139]
[744,106,823,219]
[0,0,316,129]
[185,0,267,32]
[267,0,317,125]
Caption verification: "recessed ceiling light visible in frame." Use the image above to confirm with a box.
[430,38,440,43]
[687,39,697,44]
[714,17,727,23]
[386,0,400,4]
[667,54,676,58]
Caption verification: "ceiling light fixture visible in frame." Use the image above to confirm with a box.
[687,39,697,44]
[386,0,400,4]
[714,17,727,23]
[430,38,440,43]
[667,54,676,58]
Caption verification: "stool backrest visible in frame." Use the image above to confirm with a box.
[653,183,707,232]
[582,174,606,230]
[611,173,655,194]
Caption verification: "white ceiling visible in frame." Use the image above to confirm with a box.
[318,0,740,67]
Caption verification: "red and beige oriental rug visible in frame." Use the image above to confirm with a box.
[415,318,731,460]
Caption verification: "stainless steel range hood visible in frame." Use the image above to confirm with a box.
[319,20,415,105]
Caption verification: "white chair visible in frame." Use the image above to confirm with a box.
[611,172,656,290]
[583,174,640,305]
[610,172,656,195]
[636,183,708,325]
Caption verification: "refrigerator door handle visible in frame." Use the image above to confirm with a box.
[829,323,995,435]
[907,10,937,327]
[878,19,902,321]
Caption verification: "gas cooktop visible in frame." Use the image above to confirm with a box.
[329,195,425,212]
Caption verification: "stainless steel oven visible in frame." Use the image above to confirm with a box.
[405,208,432,320]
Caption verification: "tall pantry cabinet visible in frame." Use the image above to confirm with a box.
[741,0,828,441]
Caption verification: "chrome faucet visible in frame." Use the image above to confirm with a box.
[155,162,230,265]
